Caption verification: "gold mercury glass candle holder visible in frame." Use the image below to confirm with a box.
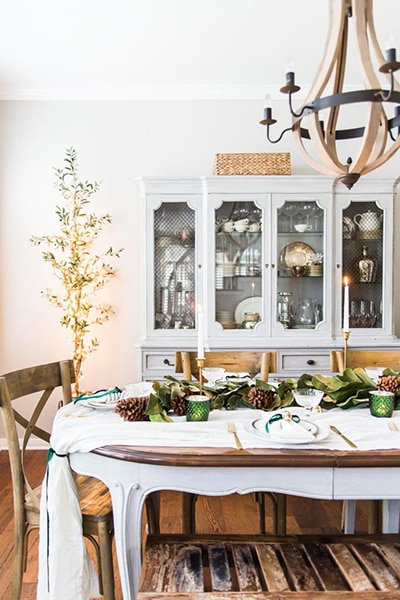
[369,390,395,418]
[185,395,210,422]
[342,330,350,368]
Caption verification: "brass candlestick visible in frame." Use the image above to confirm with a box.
[197,357,205,395]
[342,330,350,368]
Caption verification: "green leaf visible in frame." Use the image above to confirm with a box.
[149,412,173,423]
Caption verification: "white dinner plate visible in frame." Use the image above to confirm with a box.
[234,296,262,325]
[245,417,329,444]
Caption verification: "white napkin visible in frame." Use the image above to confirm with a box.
[125,381,154,397]
[267,417,315,443]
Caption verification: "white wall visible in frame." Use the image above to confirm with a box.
[1,98,400,438]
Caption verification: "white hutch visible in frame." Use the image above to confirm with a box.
[136,176,400,380]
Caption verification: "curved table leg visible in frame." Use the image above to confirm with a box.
[109,480,145,600]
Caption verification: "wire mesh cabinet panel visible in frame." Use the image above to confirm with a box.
[139,179,203,344]
[334,183,394,341]
[154,202,196,330]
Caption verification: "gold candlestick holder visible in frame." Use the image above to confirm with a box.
[342,330,350,368]
[197,357,205,395]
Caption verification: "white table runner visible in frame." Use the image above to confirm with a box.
[37,403,400,599]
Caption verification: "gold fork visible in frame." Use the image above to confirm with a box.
[388,421,399,432]
[227,422,243,450]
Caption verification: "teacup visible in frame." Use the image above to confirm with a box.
[294,223,312,232]
[248,222,261,232]
[222,220,234,232]
[234,218,249,232]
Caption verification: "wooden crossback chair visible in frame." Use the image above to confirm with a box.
[176,350,277,381]
[0,360,115,600]
[331,349,400,534]
[330,349,400,373]
[174,350,286,536]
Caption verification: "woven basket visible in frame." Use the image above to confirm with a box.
[213,152,291,176]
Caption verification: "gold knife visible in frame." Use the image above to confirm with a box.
[330,425,358,449]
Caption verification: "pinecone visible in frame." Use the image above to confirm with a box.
[115,396,149,421]
[377,375,400,394]
[170,394,186,416]
[247,387,276,410]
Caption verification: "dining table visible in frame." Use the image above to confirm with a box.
[39,400,400,600]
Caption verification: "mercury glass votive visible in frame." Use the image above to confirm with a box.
[369,390,395,418]
[185,395,210,422]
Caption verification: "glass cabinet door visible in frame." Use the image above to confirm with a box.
[214,200,263,330]
[341,201,384,330]
[153,201,196,330]
[276,199,325,331]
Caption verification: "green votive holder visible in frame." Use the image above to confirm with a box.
[185,395,210,422]
[369,390,395,418]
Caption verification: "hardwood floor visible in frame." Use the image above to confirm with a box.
[0,450,369,599]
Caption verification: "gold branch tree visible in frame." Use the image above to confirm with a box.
[30,147,123,394]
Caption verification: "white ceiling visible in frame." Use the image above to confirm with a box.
[1,0,399,100]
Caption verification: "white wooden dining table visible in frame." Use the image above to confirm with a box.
[50,404,400,600]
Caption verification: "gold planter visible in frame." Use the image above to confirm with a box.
[307,264,323,277]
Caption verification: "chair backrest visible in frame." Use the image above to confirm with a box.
[175,351,277,381]
[0,360,75,518]
[330,349,400,373]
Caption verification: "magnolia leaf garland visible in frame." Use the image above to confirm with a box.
[143,367,400,421]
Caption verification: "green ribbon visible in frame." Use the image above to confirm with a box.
[265,412,300,433]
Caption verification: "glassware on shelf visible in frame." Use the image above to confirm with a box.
[289,298,315,328]
[282,203,299,232]
[298,203,316,227]
[350,299,377,328]
[277,291,292,328]
[312,207,324,231]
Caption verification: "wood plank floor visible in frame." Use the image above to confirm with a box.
[0,450,369,600]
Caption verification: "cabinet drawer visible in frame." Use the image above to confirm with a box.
[143,352,176,373]
[280,352,330,373]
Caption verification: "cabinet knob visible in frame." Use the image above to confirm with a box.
[307,359,315,365]
[163,358,174,366]
[265,264,269,268]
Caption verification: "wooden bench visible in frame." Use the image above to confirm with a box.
[138,534,400,598]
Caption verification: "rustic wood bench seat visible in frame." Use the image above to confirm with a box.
[138,534,400,599]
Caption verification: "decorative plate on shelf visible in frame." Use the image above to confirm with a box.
[279,242,315,269]
[234,296,262,325]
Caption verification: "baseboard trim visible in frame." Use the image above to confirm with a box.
[0,438,50,451]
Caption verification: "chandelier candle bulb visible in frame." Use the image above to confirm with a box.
[386,47,397,64]
[263,94,272,120]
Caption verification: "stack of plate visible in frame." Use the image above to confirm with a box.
[215,265,224,289]
[222,262,236,276]
[216,310,234,328]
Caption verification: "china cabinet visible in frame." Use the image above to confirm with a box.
[136,176,399,380]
